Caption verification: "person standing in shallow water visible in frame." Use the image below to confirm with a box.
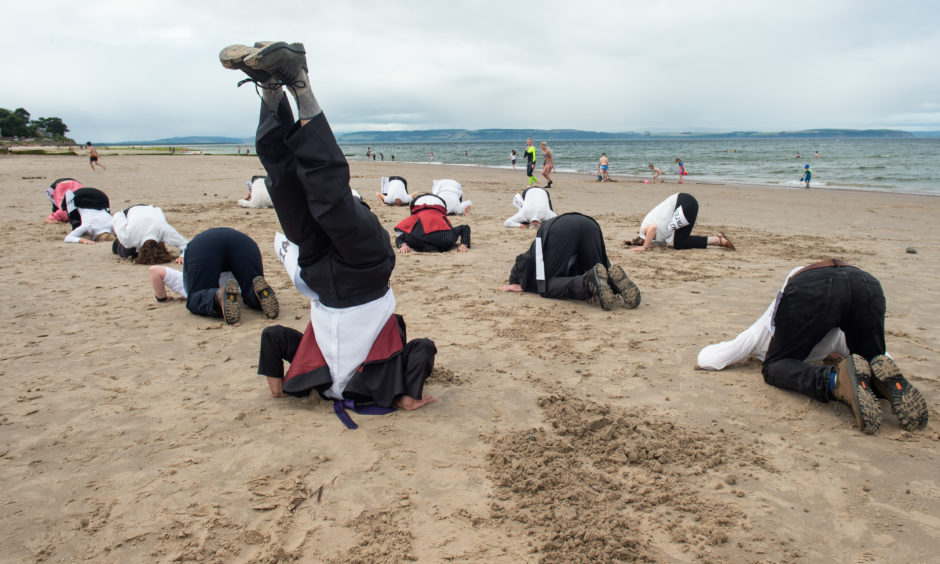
[540,142,554,188]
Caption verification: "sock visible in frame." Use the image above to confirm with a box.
[289,70,322,120]
[260,79,284,111]
[828,368,837,391]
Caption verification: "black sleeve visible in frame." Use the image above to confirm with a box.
[509,251,533,286]
[452,224,471,248]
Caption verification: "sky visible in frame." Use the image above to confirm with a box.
[3,0,939,142]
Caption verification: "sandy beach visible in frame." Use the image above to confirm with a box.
[1,153,938,562]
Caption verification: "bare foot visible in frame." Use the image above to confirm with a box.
[499,283,523,292]
[376,193,388,206]
[462,205,472,216]
[266,377,285,398]
[396,394,436,410]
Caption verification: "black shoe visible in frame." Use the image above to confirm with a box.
[582,264,615,311]
[546,181,552,188]
[832,355,882,434]
[219,44,272,84]
[607,265,641,309]
[244,41,308,86]
[869,355,928,431]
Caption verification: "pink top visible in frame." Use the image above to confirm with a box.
[45,180,83,222]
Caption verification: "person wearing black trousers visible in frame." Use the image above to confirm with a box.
[499,212,641,311]
[630,192,736,252]
[183,227,279,324]
[761,259,928,434]
[220,40,436,412]
[394,194,471,254]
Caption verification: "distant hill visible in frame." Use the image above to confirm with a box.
[111,136,253,145]
[911,131,940,138]
[334,128,916,143]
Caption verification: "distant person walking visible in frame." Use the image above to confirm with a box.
[87,142,106,171]
[510,149,517,169]
[675,157,685,184]
[597,153,609,182]
[540,142,554,188]
[524,138,537,186]
[648,164,662,183]
[800,165,812,189]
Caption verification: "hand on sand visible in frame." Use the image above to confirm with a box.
[79,239,96,245]
[457,244,469,253]
[175,256,184,264]
[398,243,412,254]
[499,283,523,292]
[396,394,436,411]
[630,246,647,253]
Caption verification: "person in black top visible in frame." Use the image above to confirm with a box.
[394,194,470,254]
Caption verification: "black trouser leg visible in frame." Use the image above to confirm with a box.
[258,325,303,379]
[672,192,707,249]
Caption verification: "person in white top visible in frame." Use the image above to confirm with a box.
[375,176,413,206]
[111,204,189,264]
[220,40,436,412]
[62,187,114,244]
[238,175,273,208]
[698,260,928,434]
[431,179,471,216]
[504,186,556,228]
[630,192,735,252]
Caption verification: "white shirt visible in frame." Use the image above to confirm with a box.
[64,208,113,243]
[697,267,851,370]
[238,177,273,208]
[432,179,471,215]
[274,232,395,400]
[112,205,189,254]
[504,188,556,228]
[639,193,681,244]
[381,177,411,205]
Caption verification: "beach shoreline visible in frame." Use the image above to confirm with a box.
[0,155,937,562]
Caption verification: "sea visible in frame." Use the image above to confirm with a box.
[159,138,940,196]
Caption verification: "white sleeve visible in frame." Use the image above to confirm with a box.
[64,224,90,243]
[697,305,774,370]
[163,268,187,297]
[161,223,189,255]
[504,211,526,228]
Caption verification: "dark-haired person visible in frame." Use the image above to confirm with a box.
[86,142,106,171]
[62,187,114,244]
[394,194,470,254]
[111,204,188,264]
[219,40,436,412]
[630,192,735,252]
[500,212,640,311]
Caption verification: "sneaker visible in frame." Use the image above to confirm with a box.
[583,264,616,311]
[219,279,241,325]
[252,276,279,319]
[869,355,928,431]
[832,355,882,434]
[219,44,272,84]
[244,41,308,86]
[607,264,641,309]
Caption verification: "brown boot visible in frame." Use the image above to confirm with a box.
[869,355,928,431]
[831,355,881,434]
[218,279,241,325]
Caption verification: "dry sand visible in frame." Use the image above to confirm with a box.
[1,153,938,562]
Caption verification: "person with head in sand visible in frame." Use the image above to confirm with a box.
[698,260,928,434]
[630,192,735,252]
[43,178,82,224]
[86,142,106,171]
[375,175,413,206]
[504,186,556,228]
[219,40,436,412]
[111,204,189,264]
[500,213,641,311]
[61,187,115,245]
[155,227,279,325]
[394,194,470,254]
[431,178,471,216]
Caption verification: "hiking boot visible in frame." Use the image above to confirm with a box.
[832,354,881,434]
[219,44,272,84]
[252,276,279,319]
[869,355,928,431]
[244,41,308,86]
[607,264,641,309]
[219,279,241,325]
[583,264,616,311]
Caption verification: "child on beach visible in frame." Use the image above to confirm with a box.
[597,154,609,182]
[86,142,106,171]
[800,165,812,189]
[675,157,686,184]
[510,149,517,169]
[648,164,662,183]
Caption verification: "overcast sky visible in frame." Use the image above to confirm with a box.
[4,0,938,141]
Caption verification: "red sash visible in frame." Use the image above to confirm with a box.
[394,205,452,234]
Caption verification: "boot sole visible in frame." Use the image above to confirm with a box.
[870,355,929,431]
[607,265,641,309]
[585,265,616,311]
[835,354,882,434]
[221,279,241,325]
[252,276,279,319]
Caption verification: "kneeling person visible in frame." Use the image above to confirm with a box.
[62,187,114,244]
[504,186,556,228]
[376,176,413,206]
[394,194,470,253]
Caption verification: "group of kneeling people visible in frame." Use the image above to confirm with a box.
[43,39,929,434]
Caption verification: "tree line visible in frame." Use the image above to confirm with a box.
[0,107,71,140]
